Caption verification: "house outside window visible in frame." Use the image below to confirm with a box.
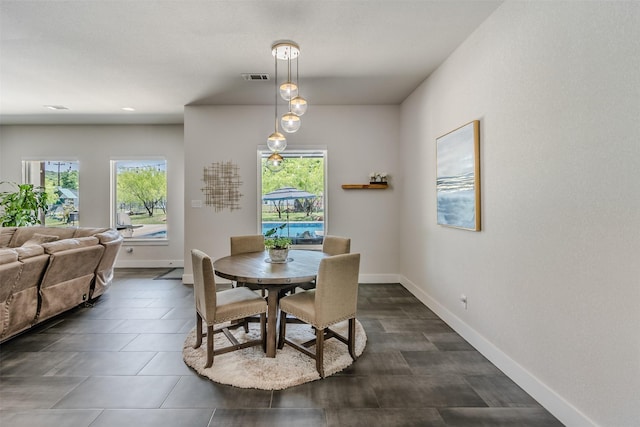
[22,160,80,226]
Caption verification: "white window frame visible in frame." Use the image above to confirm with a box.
[21,159,80,227]
[257,145,328,249]
[110,158,169,245]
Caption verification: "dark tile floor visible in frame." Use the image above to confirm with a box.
[0,268,563,426]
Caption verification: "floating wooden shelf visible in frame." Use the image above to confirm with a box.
[341,184,388,189]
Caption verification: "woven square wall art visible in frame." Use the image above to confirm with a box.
[201,161,243,212]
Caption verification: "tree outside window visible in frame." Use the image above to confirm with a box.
[259,149,326,247]
[113,160,167,239]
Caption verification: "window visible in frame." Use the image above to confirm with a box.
[22,160,80,226]
[259,148,326,248]
[112,160,167,240]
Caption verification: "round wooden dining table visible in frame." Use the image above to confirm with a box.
[213,249,328,357]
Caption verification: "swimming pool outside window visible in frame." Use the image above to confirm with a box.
[258,147,327,248]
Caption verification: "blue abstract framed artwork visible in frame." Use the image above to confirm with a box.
[436,120,481,231]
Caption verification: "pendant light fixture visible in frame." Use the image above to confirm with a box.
[289,52,307,116]
[275,41,299,101]
[265,152,284,172]
[267,52,287,153]
[279,47,301,133]
[265,40,308,172]
[272,41,307,135]
[280,111,301,133]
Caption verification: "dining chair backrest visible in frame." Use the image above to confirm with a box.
[191,249,218,324]
[314,253,360,329]
[322,235,351,256]
[230,234,265,255]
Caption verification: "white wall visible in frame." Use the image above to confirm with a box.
[399,2,640,426]
[3,3,637,424]
[183,105,400,281]
[0,125,185,267]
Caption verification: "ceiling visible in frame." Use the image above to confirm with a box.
[0,1,502,125]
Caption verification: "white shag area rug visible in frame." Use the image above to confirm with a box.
[182,319,367,390]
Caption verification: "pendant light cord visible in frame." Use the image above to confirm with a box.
[274,52,279,131]
[287,55,292,110]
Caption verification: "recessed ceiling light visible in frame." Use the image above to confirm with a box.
[121,107,136,111]
[44,105,69,110]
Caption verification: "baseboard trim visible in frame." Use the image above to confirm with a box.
[358,273,401,283]
[399,275,597,427]
[115,260,184,268]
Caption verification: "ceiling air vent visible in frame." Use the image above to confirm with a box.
[241,73,270,81]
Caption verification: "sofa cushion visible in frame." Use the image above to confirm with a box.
[0,248,19,264]
[0,227,17,247]
[41,237,98,254]
[14,245,46,260]
[75,236,99,247]
[42,239,77,254]
[10,227,76,247]
[22,233,59,246]
[73,227,109,238]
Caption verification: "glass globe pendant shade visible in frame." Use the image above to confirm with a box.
[281,112,301,133]
[267,131,287,152]
[290,96,308,116]
[279,81,298,101]
[266,152,284,172]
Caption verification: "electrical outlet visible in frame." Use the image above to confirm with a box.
[460,294,468,310]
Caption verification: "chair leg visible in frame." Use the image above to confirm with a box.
[316,326,325,378]
[348,318,356,361]
[194,313,203,349]
[261,312,267,353]
[205,324,214,368]
[278,309,287,350]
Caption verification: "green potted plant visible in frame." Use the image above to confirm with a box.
[264,223,292,263]
[0,182,49,227]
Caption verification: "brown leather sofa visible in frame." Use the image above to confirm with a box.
[0,226,123,343]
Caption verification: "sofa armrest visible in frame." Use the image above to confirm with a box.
[91,230,123,299]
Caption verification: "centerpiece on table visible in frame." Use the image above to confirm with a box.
[264,223,292,263]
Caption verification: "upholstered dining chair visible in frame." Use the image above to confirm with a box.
[294,235,351,293]
[277,252,361,378]
[230,234,265,294]
[230,234,265,255]
[322,235,351,256]
[191,249,267,368]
